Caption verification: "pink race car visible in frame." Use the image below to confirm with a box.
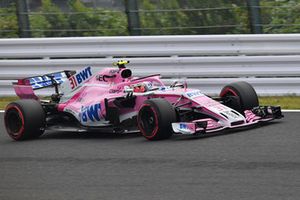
[4,60,283,141]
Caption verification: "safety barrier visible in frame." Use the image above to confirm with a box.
[1,34,300,96]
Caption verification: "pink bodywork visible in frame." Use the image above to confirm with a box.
[56,67,167,126]
[14,66,274,134]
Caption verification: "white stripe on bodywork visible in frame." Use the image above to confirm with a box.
[119,111,138,122]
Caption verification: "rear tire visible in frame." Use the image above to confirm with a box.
[137,98,176,140]
[4,99,45,141]
[220,81,259,114]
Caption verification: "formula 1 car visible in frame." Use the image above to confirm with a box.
[4,60,283,141]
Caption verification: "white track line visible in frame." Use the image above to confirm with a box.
[0,110,299,113]
[282,109,300,112]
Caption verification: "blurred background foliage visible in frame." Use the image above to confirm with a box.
[1,0,300,37]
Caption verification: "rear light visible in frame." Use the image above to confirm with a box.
[17,79,30,85]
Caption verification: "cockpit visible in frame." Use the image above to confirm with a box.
[129,82,155,93]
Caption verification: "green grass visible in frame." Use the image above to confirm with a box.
[0,96,299,110]
[0,97,18,110]
[259,96,300,110]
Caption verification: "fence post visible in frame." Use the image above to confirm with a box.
[246,0,263,34]
[16,0,31,38]
[125,0,141,36]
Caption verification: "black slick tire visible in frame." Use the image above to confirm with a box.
[220,81,259,114]
[137,98,176,140]
[4,99,46,141]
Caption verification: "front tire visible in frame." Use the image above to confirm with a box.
[137,98,176,140]
[220,81,259,114]
[4,99,45,141]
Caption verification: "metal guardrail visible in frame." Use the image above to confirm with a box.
[2,34,300,58]
[2,56,300,79]
[1,34,300,96]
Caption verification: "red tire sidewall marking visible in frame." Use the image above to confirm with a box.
[5,105,25,140]
[220,87,238,97]
[138,104,159,139]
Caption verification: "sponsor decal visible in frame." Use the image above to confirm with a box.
[69,67,92,90]
[174,123,196,134]
[146,82,153,88]
[109,88,122,93]
[180,123,188,129]
[185,90,203,98]
[159,86,166,91]
[29,72,65,89]
[109,69,119,74]
[81,103,102,122]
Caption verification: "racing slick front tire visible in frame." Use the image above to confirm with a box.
[4,99,46,141]
[137,98,177,141]
[220,81,259,114]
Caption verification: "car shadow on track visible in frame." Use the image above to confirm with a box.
[39,131,141,141]
[37,121,282,142]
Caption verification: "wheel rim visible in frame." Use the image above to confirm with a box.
[138,105,158,138]
[5,106,24,139]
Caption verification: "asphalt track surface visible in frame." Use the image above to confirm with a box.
[0,112,299,200]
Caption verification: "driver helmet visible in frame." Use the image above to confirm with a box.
[131,82,153,93]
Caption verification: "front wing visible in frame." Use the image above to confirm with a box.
[172,106,283,135]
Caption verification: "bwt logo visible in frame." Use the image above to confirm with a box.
[69,67,92,89]
[180,124,188,129]
[81,103,102,122]
[186,90,202,98]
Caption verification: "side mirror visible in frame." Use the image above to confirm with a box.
[170,79,187,90]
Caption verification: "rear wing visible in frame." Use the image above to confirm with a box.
[13,70,75,99]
